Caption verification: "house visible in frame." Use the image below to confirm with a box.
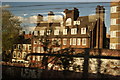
[12,35,32,63]
[13,5,107,63]
[110,1,120,49]
[32,5,106,54]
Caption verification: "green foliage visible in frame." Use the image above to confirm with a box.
[2,9,22,61]
[2,9,22,51]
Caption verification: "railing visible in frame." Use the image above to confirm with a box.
[2,48,120,79]
[24,48,120,79]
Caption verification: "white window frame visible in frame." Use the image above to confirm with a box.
[66,18,72,26]
[82,38,86,46]
[73,38,76,45]
[63,38,67,45]
[110,31,116,38]
[23,44,26,50]
[71,28,77,35]
[22,52,26,58]
[40,30,44,36]
[110,43,116,49]
[40,47,44,53]
[74,21,80,25]
[111,19,116,25]
[13,51,16,58]
[77,38,81,45]
[47,30,51,35]
[34,41,37,44]
[111,6,117,13]
[70,38,72,45]
[54,29,59,35]
[28,45,31,51]
[81,28,86,34]
[34,31,38,36]
[17,52,21,58]
[37,47,40,53]
[63,29,67,35]
[33,47,36,53]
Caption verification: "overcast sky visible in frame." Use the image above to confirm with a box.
[1,0,111,2]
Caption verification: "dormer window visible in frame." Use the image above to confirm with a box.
[74,21,80,25]
[81,27,86,34]
[71,28,77,35]
[66,18,72,26]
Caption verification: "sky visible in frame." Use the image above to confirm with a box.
[1,0,111,2]
[1,1,111,34]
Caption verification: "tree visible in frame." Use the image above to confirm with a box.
[2,9,22,61]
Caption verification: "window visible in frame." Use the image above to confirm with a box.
[70,38,72,45]
[81,28,86,34]
[17,52,21,58]
[22,52,26,58]
[40,47,44,53]
[66,18,72,26]
[34,41,37,44]
[34,31,38,36]
[73,38,76,45]
[110,43,116,49]
[70,38,76,45]
[110,31,116,38]
[63,29,67,35]
[37,56,40,61]
[23,44,26,50]
[54,29,59,35]
[47,30,51,35]
[33,47,36,53]
[74,21,80,25]
[71,28,77,35]
[28,45,31,50]
[77,38,81,45]
[111,19,116,25]
[18,44,21,50]
[40,30,44,36]
[13,51,16,58]
[82,38,86,46]
[33,56,35,60]
[111,6,117,13]
[63,38,67,45]
[37,47,40,53]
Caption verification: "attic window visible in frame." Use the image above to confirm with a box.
[74,21,80,25]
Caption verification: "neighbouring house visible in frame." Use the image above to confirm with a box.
[110,0,120,49]
[12,35,32,63]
